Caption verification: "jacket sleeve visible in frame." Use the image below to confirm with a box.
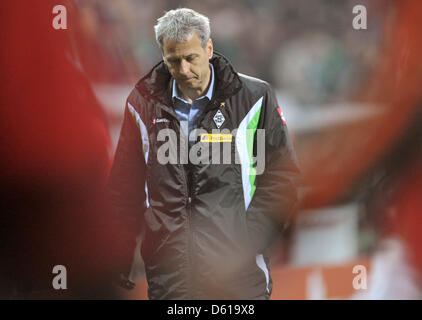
[107,96,147,272]
[245,84,300,254]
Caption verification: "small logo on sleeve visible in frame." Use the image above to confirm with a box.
[277,107,286,125]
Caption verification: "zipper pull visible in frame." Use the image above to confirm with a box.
[188,197,192,205]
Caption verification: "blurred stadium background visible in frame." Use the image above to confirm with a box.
[1,0,421,299]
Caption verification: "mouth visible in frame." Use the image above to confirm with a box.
[181,77,196,83]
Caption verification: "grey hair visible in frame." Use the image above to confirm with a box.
[154,8,210,50]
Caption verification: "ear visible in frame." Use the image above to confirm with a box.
[162,54,171,70]
[207,39,213,59]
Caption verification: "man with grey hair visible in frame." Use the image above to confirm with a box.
[109,8,300,300]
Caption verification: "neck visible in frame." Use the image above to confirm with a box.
[177,66,211,104]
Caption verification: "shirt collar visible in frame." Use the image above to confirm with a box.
[172,63,214,103]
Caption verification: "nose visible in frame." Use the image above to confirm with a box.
[179,59,190,77]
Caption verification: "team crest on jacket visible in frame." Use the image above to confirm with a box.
[213,110,225,128]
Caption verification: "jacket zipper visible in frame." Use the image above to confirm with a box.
[187,193,194,298]
[180,162,195,298]
[182,101,220,298]
[171,115,195,299]
[167,101,221,298]
[186,156,198,298]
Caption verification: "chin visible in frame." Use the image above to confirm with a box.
[186,83,200,89]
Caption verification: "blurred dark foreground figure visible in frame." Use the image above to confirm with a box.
[0,1,129,298]
[355,0,422,297]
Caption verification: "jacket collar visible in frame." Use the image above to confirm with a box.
[135,51,242,110]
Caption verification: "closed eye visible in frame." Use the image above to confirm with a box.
[186,55,199,62]
[167,58,179,64]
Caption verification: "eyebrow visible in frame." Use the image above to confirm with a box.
[165,53,199,62]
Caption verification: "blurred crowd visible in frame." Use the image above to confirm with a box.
[73,0,389,104]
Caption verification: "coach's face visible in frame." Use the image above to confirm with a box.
[162,31,213,95]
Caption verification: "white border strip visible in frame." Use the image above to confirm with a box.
[256,254,270,293]
[128,102,150,208]
[235,96,263,210]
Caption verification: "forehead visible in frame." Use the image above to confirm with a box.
[162,32,204,59]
